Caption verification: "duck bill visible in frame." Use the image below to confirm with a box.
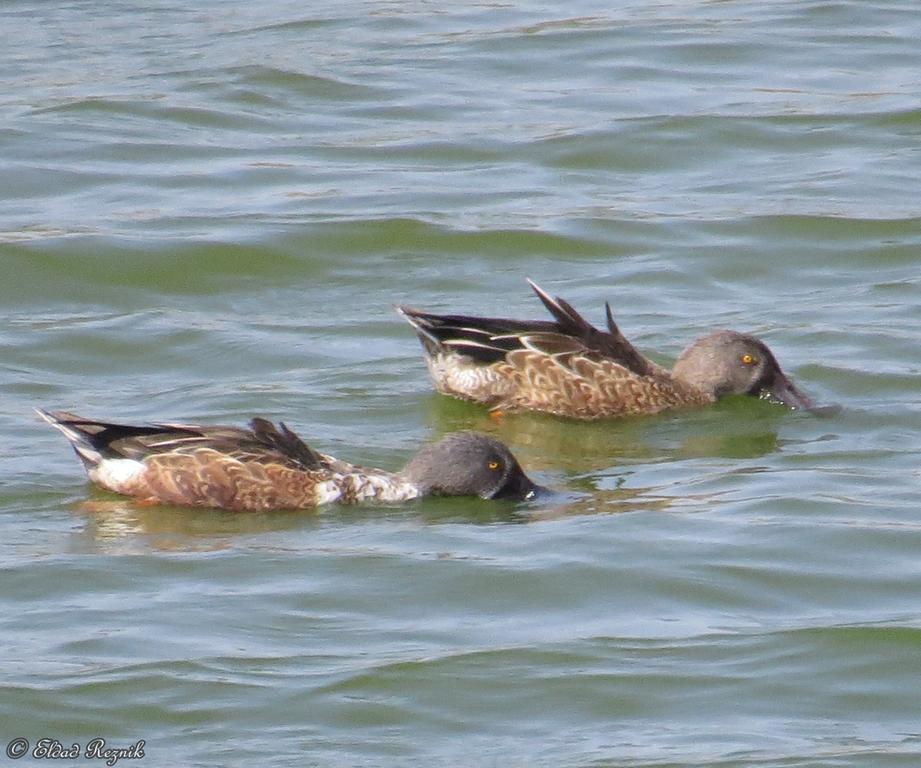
[487,471,546,501]
[761,373,814,411]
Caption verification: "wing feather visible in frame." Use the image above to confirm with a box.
[398,281,661,377]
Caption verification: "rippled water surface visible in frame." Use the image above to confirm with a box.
[3,1,921,766]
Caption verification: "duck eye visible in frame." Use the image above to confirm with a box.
[488,461,501,471]
[741,353,757,366]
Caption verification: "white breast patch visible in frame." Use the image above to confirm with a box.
[89,459,147,493]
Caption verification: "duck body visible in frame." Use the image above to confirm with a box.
[38,410,540,510]
[398,280,813,420]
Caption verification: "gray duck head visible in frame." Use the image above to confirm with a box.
[671,330,813,410]
[401,431,542,500]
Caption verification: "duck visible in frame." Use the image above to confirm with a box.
[37,409,541,511]
[397,279,814,420]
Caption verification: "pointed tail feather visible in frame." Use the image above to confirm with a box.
[36,409,182,466]
[395,305,444,351]
[35,408,103,468]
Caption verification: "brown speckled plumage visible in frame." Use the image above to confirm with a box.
[398,279,813,420]
[128,448,341,509]
[37,410,540,510]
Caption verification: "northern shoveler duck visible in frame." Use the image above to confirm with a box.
[397,280,814,420]
[37,410,541,511]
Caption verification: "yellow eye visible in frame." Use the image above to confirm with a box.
[741,353,757,366]
[488,461,500,470]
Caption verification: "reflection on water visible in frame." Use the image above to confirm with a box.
[421,391,788,471]
[521,485,675,523]
[73,482,684,549]
[72,497,318,554]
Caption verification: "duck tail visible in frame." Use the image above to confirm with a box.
[395,304,446,356]
[395,304,438,338]
[35,408,105,469]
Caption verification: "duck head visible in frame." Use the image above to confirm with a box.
[401,431,543,500]
[671,331,814,410]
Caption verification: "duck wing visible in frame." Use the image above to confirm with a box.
[399,280,661,377]
[36,410,329,472]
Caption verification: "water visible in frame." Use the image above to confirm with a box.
[3,1,921,765]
